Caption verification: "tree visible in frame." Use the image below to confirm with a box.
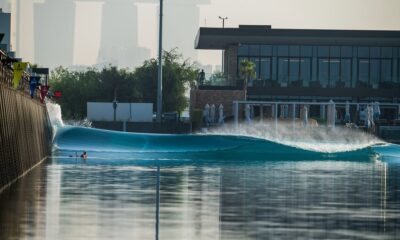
[239,59,256,90]
[49,49,198,120]
[134,49,198,113]
[50,66,103,119]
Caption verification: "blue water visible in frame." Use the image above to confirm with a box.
[1,126,400,240]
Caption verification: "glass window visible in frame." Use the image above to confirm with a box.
[238,45,249,56]
[358,59,370,86]
[370,47,380,58]
[341,46,353,58]
[358,47,369,58]
[398,58,400,82]
[260,45,272,56]
[289,58,300,83]
[300,46,312,57]
[340,59,352,88]
[318,46,329,57]
[278,58,289,87]
[381,47,393,58]
[370,59,380,88]
[329,58,340,87]
[249,45,260,56]
[278,45,289,56]
[330,46,340,57]
[381,59,392,82]
[289,46,300,56]
[300,58,311,87]
[318,58,329,87]
[260,58,271,80]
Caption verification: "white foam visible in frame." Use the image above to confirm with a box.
[206,122,384,153]
[46,100,64,128]
[46,101,92,141]
[46,101,64,140]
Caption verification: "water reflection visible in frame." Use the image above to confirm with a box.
[0,160,47,240]
[1,155,400,240]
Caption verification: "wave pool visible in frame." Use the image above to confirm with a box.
[1,103,400,240]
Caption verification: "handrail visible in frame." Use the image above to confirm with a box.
[0,50,41,100]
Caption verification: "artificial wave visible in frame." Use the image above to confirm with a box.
[47,102,394,161]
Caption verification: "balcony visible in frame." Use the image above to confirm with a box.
[197,73,243,90]
[197,72,400,99]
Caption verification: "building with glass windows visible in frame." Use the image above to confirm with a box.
[195,25,400,104]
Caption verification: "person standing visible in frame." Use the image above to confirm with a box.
[198,69,205,85]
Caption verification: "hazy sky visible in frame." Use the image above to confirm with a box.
[75,0,400,67]
[4,0,400,68]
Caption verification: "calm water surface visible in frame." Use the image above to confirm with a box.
[1,149,400,240]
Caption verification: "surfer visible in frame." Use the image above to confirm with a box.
[80,151,87,159]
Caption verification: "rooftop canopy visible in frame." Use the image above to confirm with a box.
[195,25,400,50]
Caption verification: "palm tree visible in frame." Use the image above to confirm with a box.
[239,59,256,91]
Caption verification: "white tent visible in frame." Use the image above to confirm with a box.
[344,101,351,123]
[218,104,224,124]
[210,104,216,123]
[245,104,251,123]
[203,104,210,124]
[302,106,308,126]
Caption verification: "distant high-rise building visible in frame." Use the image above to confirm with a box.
[0,0,11,12]
[162,0,209,61]
[0,8,11,52]
[97,0,150,68]
[19,0,209,68]
[34,0,75,68]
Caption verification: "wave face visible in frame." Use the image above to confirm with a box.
[48,102,396,161]
[53,126,382,161]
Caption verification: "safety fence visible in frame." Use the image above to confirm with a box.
[0,50,52,192]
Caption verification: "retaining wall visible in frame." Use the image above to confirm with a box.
[190,89,246,118]
[92,121,191,134]
[0,83,52,192]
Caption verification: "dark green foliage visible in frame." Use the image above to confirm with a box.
[239,59,256,90]
[50,49,198,120]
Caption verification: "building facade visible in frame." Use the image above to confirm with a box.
[0,8,11,52]
[195,25,400,103]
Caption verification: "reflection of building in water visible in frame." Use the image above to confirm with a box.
[218,162,392,239]
[0,159,399,239]
[0,164,47,240]
[97,0,150,68]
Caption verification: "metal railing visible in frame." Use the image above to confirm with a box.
[0,50,40,100]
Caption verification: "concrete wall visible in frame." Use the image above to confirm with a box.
[0,83,52,192]
[92,121,191,134]
[87,102,153,122]
[190,89,246,118]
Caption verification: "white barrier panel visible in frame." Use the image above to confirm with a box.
[131,103,153,122]
[87,102,153,122]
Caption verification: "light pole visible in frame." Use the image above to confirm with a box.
[113,87,118,122]
[156,0,164,123]
[218,16,228,72]
[218,16,228,28]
